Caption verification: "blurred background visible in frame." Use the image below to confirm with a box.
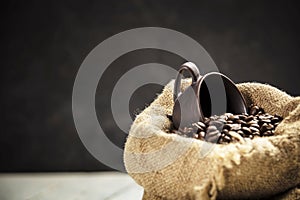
[1,0,300,172]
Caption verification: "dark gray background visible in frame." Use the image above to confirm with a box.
[1,1,300,172]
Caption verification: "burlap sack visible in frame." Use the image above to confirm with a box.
[124,80,300,200]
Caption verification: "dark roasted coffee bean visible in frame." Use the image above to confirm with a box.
[193,124,204,131]
[260,123,269,133]
[250,105,260,115]
[266,124,274,130]
[228,131,244,142]
[263,130,273,136]
[229,115,239,121]
[227,120,233,124]
[247,120,258,125]
[253,116,259,120]
[237,130,245,136]
[261,123,273,132]
[230,123,241,131]
[264,114,273,119]
[170,104,282,144]
[261,119,271,123]
[258,120,264,126]
[242,127,252,135]
[225,113,233,117]
[194,122,206,130]
[271,117,279,123]
[199,131,206,138]
[275,115,283,121]
[258,115,267,120]
[252,132,260,136]
[249,127,259,133]
[238,114,246,120]
[250,123,260,129]
[222,129,229,135]
[236,119,247,126]
[204,117,210,125]
[167,114,173,120]
[245,116,254,122]
[224,135,231,141]
[223,124,231,130]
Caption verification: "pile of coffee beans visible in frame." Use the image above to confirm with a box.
[169,105,283,144]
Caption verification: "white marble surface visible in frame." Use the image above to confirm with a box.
[0,172,143,200]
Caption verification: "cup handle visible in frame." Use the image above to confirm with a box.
[173,62,201,102]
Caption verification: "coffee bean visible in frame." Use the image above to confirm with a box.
[250,105,260,115]
[194,121,206,130]
[261,119,271,123]
[249,127,259,133]
[223,124,231,130]
[250,124,260,129]
[275,115,283,121]
[252,132,260,136]
[263,130,273,136]
[223,135,231,142]
[171,104,282,144]
[260,123,268,133]
[247,120,258,125]
[237,130,245,136]
[229,115,239,121]
[225,113,234,117]
[193,124,203,131]
[204,117,210,125]
[238,114,247,120]
[258,115,267,120]
[242,127,252,135]
[236,119,247,126]
[266,124,274,130]
[199,131,206,138]
[271,117,279,123]
[264,114,273,119]
[167,114,173,120]
[245,116,254,122]
[228,131,244,142]
[230,123,241,131]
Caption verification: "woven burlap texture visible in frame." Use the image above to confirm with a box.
[124,80,300,200]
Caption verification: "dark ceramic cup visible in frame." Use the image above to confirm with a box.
[172,62,247,130]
